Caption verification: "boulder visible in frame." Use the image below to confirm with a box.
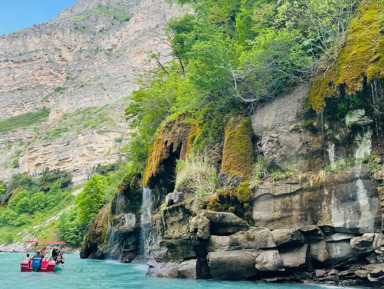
[147,261,179,278]
[355,269,369,278]
[255,250,284,272]
[373,234,384,253]
[327,240,354,264]
[113,213,137,233]
[202,211,249,235]
[280,245,308,269]
[178,259,197,279]
[271,229,305,248]
[350,234,375,254]
[153,239,196,263]
[208,227,275,252]
[165,191,184,206]
[162,205,191,239]
[369,267,384,278]
[207,250,258,280]
[310,240,331,265]
[300,225,324,243]
[189,214,210,240]
[315,269,326,278]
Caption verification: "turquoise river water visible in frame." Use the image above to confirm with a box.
[0,253,352,289]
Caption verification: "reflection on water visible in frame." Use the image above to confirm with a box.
[0,253,353,289]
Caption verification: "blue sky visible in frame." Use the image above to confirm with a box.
[0,0,78,35]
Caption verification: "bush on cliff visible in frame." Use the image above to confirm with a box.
[76,174,108,227]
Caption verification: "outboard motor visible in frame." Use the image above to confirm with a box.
[31,257,42,272]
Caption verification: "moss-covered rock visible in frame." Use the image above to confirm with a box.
[81,172,142,261]
[206,185,253,223]
[80,205,110,259]
[220,115,255,179]
[143,114,198,187]
[308,0,383,112]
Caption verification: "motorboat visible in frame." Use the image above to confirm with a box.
[20,240,66,272]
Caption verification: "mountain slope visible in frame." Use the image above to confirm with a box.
[0,0,184,184]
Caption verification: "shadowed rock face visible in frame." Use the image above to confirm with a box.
[0,0,184,184]
[81,173,142,261]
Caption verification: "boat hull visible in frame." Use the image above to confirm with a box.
[20,260,56,272]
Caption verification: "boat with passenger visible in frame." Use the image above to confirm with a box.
[20,240,66,272]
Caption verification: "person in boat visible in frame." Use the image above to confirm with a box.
[41,246,46,257]
[26,254,31,262]
[50,247,59,262]
[56,249,65,266]
[32,250,42,259]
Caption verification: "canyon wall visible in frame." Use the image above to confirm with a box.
[0,0,184,184]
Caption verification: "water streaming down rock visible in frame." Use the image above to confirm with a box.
[140,187,152,261]
[107,219,115,259]
[107,192,125,259]
[354,124,374,232]
[115,192,125,214]
[327,141,336,168]
[354,126,372,160]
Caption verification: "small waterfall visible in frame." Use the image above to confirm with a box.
[107,220,115,259]
[327,141,336,169]
[355,177,374,232]
[140,187,152,262]
[354,126,372,160]
[354,123,373,232]
[106,192,125,259]
[115,192,125,214]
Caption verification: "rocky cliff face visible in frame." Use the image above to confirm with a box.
[80,172,142,261]
[82,78,384,286]
[0,0,184,184]
[78,0,384,286]
[134,83,384,286]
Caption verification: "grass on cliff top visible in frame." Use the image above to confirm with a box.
[91,5,132,23]
[0,108,49,134]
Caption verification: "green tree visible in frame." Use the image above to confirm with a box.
[76,175,107,226]
[0,184,5,195]
[15,197,30,214]
[14,214,30,226]
[30,192,46,212]
[46,182,63,207]
[0,209,18,226]
[58,213,68,240]
[9,190,29,209]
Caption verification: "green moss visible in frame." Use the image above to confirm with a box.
[142,114,194,186]
[236,181,251,203]
[221,115,255,179]
[206,185,253,224]
[308,0,383,112]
